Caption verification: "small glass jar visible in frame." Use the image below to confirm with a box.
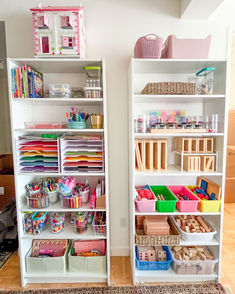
[50,212,65,234]
[196,67,215,95]
[74,212,88,234]
[134,115,146,133]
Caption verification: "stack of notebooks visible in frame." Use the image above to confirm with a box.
[60,135,104,173]
[143,216,170,236]
[17,135,59,173]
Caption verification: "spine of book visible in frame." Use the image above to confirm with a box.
[28,71,35,98]
[15,68,20,98]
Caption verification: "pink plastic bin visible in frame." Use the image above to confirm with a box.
[167,186,199,212]
[74,240,106,255]
[135,185,156,212]
[161,35,211,59]
[134,34,163,58]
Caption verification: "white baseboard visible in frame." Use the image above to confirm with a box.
[111,247,130,256]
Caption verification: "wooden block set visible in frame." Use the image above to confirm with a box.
[174,215,214,234]
[135,139,168,172]
[171,246,214,262]
[175,137,214,153]
[138,246,167,262]
[183,155,215,172]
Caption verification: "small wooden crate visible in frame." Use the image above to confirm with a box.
[183,156,201,172]
[135,217,180,246]
[135,139,168,172]
[176,137,214,154]
[201,155,215,172]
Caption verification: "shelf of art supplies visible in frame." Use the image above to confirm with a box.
[129,57,229,285]
[7,57,110,286]
[134,95,226,104]
[135,268,217,283]
[21,223,106,240]
[12,98,103,105]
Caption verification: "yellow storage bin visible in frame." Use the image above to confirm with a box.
[186,177,221,213]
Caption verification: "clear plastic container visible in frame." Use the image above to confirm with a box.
[50,212,65,234]
[44,187,59,203]
[134,115,146,133]
[26,190,50,209]
[84,89,102,98]
[196,67,215,95]
[84,66,101,80]
[31,211,48,235]
[74,212,88,234]
[49,84,71,98]
[60,193,82,208]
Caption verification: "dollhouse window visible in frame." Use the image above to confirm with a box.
[38,15,49,29]
[61,16,72,29]
[42,37,49,53]
[62,37,75,49]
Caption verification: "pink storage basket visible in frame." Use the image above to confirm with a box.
[134,34,163,58]
[161,35,211,59]
[167,186,199,212]
[135,185,156,212]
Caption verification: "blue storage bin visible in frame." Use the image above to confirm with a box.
[135,246,172,271]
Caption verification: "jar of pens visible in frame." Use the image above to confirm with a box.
[58,176,82,208]
[74,212,88,234]
[75,181,90,203]
[66,107,89,129]
[25,182,50,209]
[42,178,59,203]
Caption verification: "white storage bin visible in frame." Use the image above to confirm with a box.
[170,248,218,275]
[68,249,106,274]
[25,245,69,274]
[172,216,217,242]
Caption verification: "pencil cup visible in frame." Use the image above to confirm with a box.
[91,115,103,129]
[80,189,89,203]
[60,193,82,209]
[44,186,59,203]
[68,121,87,129]
[26,191,50,209]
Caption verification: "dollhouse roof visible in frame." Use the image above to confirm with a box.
[30,6,83,12]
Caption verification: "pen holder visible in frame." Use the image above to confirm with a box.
[44,186,59,203]
[60,193,82,209]
[80,189,90,203]
[26,191,50,209]
[50,212,65,234]
[91,115,103,129]
[68,121,87,129]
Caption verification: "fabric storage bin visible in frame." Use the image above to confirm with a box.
[69,240,106,274]
[167,186,200,212]
[171,216,217,242]
[161,35,211,59]
[150,186,177,212]
[135,185,157,212]
[135,246,172,271]
[170,247,218,275]
[25,244,69,273]
[134,34,163,58]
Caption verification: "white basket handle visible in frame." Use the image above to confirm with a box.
[145,34,159,40]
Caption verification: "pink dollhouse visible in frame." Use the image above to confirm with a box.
[30,6,86,57]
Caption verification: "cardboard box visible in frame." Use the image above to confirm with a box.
[0,154,13,171]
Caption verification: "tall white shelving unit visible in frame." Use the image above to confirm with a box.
[7,58,110,286]
[129,58,229,284]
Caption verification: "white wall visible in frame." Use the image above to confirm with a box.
[1,0,235,255]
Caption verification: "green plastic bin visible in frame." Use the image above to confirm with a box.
[150,185,178,212]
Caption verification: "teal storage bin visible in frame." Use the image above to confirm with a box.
[68,249,106,274]
[150,185,178,212]
[68,121,87,129]
[25,244,69,274]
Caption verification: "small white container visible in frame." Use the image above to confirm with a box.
[172,216,217,242]
[44,186,59,203]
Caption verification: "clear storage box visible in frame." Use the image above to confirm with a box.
[196,67,215,95]
[49,84,71,98]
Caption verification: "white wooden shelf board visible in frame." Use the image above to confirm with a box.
[135,267,217,282]
[21,223,106,240]
[20,201,106,212]
[134,133,224,138]
[134,95,225,103]
[135,209,221,216]
[14,128,104,133]
[12,98,103,105]
[17,172,105,177]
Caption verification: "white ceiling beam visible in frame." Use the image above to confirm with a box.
[180,0,225,19]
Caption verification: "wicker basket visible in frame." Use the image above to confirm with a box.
[142,82,196,95]
[135,217,180,246]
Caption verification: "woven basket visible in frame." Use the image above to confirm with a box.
[135,217,180,246]
[142,82,196,95]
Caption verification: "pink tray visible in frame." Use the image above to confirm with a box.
[25,122,63,129]
[135,185,156,212]
[167,186,199,212]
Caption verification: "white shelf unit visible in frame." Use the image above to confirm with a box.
[7,58,110,286]
[129,58,229,285]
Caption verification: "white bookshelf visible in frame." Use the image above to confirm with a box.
[129,58,229,284]
[7,58,110,286]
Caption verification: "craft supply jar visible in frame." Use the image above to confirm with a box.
[44,185,59,203]
[26,190,50,209]
[196,67,215,95]
[134,115,146,133]
[60,192,82,209]
[50,212,65,234]
[74,212,88,234]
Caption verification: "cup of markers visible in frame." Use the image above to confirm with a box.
[50,212,65,234]
[25,182,49,209]
[66,107,90,129]
[60,190,82,209]
[43,179,59,203]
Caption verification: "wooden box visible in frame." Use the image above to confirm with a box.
[183,156,201,172]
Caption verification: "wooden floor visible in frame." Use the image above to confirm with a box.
[0,203,234,292]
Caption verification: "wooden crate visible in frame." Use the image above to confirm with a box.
[176,137,214,154]
[183,156,201,172]
[135,139,168,172]
[201,155,215,172]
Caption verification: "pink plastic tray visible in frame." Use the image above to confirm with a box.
[25,122,63,129]
[135,185,156,212]
[167,186,199,212]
